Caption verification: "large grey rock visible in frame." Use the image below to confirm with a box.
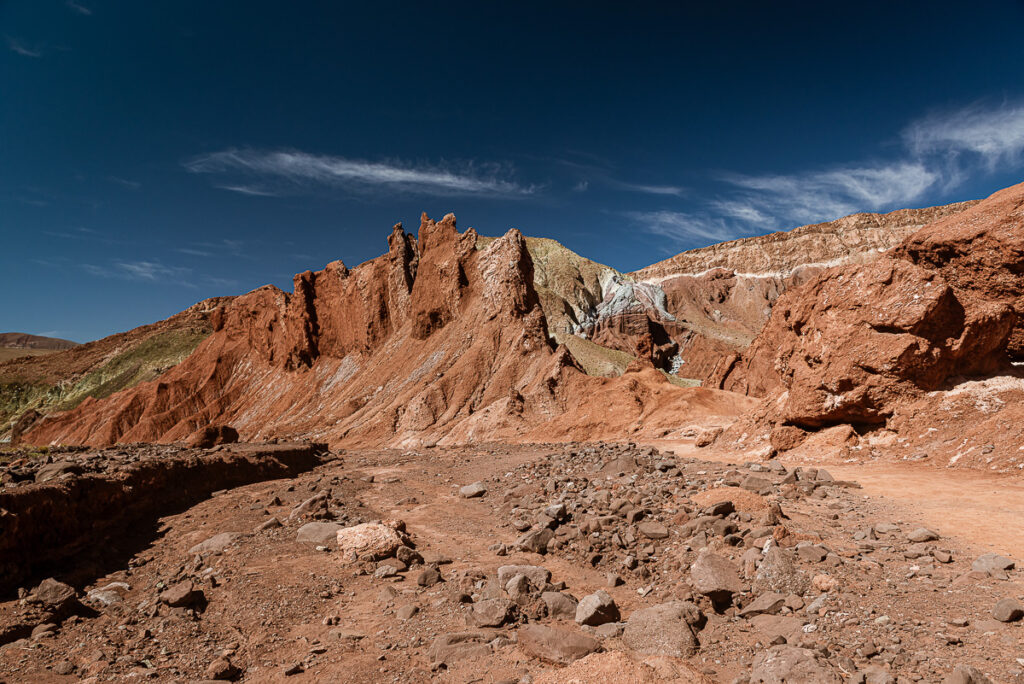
[296,522,344,545]
[188,531,241,556]
[517,624,600,665]
[907,527,940,543]
[622,601,703,657]
[541,592,578,619]
[31,578,77,611]
[992,598,1024,622]
[689,551,743,606]
[497,565,551,587]
[575,590,620,626]
[468,598,515,627]
[515,528,554,554]
[750,645,841,683]
[972,553,1015,578]
[754,546,809,596]
[459,482,487,498]
[740,592,786,617]
[427,632,491,664]
[942,665,995,684]
[35,461,82,484]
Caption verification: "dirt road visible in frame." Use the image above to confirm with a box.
[650,439,1024,561]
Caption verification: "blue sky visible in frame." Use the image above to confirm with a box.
[4,1,1024,342]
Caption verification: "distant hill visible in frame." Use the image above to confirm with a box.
[0,333,79,363]
[0,333,78,350]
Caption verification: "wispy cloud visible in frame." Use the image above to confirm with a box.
[612,181,687,197]
[175,239,247,258]
[216,184,279,197]
[625,210,743,247]
[6,37,41,58]
[82,261,195,286]
[720,162,939,226]
[904,102,1024,169]
[175,247,213,257]
[185,149,535,197]
[66,0,92,15]
[109,177,141,190]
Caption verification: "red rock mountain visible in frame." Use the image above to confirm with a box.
[21,214,749,448]
[715,181,1024,453]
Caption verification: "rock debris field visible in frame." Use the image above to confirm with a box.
[1,441,1022,683]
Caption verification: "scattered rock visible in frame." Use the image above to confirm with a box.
[637,521,668,539]
[459,482,487,498]
[417,567,442,587]
[541,591,578,619]
[188,532,240,555]
[205,657,239,681]
[754,546,809,596]
[992,598,1023,622]
[689,551,743,607]
[575,590,620,626]
[159,581,203,608]
[907,527,940,543]
[469,599,515,628]
[497,565,551,587]
[942,665,995,684]
[972,553,1015,578]
[296,522,344,545]
[336,521,405,561]
[515,527,555,554]
[517,623,600,665]
[622,601,703,657]
[749,645,841,683]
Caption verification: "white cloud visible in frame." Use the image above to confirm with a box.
[6,38,41,58]
[83,261,194,285]
[904,102,1024,168]
[626,210,742,246]
[66,1,92,15]
[216,184,279,197]
[614,181,687,197]
[185,149,534,197]
[721,162,939,226]
[108,177,141,190]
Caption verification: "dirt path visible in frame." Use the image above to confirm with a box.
[649,439,1024,561]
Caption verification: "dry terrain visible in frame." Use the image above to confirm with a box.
[1,440,1022,683]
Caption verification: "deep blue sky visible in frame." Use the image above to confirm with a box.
[4,1,1024,342]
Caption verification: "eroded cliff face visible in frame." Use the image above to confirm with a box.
[715,182,1024,450]
[24,214,748,449]
[615,202,981,385]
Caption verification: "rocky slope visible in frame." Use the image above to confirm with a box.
[618,202,979,384]
[0,300,228,442]
[709,182,1024,463]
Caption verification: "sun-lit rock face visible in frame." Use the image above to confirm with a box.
[22,213,750,449]
[718,182,1024,437]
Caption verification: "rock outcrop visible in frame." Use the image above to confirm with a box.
[628,201,978,384]
[21,214,747,449]
[718,182,1024,439]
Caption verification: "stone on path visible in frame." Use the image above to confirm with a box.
[296,522,343,545]
[517,623,600,665]
[575,590,619,626]
[622,601,702,657]
[336,521,404,561]
[459,482,487,498]
[992,597,1023,623]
